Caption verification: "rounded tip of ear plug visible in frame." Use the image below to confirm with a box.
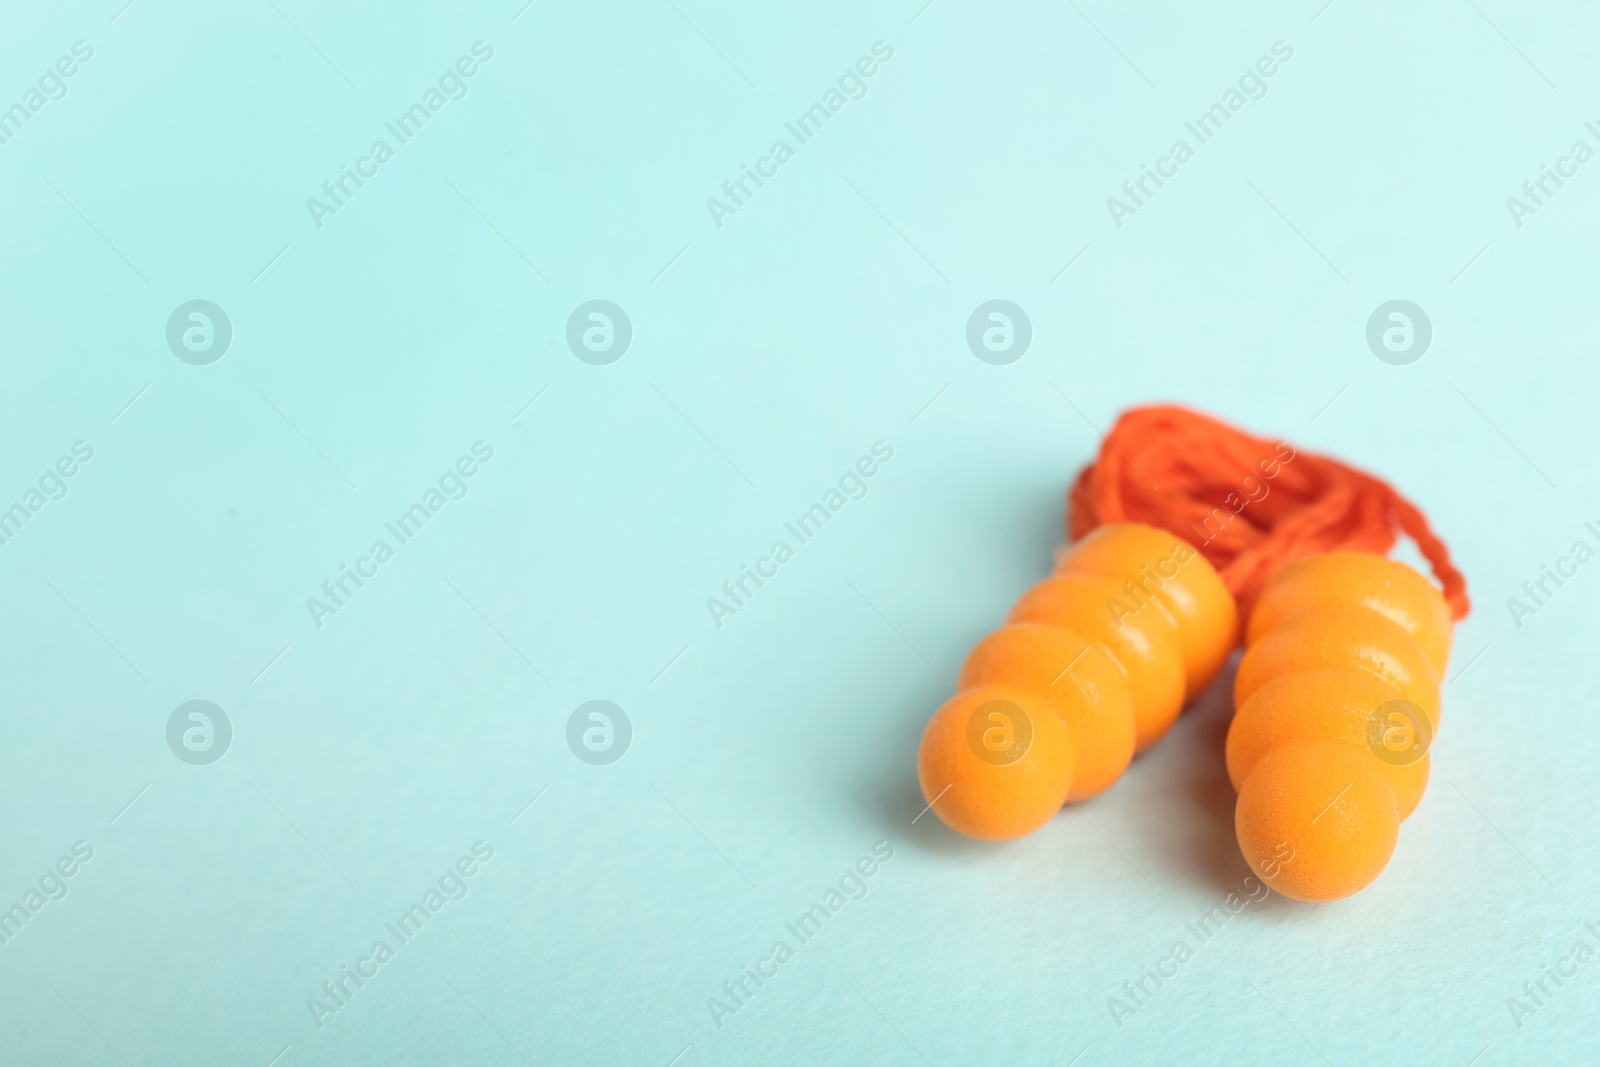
[1235,741,1400,902]
[917,686,1075,841]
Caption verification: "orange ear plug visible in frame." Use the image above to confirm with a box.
[925,405,1471,871]
[916,686,1076,841]
[918,523,1234,840]
[1244,551,1456,676]
[957,623,1136,799]
[1234,741,1400,902]
[1008,574,1186,751]
[1234,604,1441,730]
[1053,522,1238,702]
[1229,552,1453,900]
[1061,405,1471,900]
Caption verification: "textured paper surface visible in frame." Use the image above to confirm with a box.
[0,2,1593,1064]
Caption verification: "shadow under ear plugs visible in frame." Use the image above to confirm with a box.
[916,405,1469,903]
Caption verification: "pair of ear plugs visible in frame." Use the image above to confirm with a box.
[916,523,1451,902]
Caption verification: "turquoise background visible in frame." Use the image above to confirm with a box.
[1,1,1596,1063]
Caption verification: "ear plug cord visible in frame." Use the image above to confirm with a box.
[1066,405,1469,900]
[1065,404,1470,622]
[917,404,1470,897]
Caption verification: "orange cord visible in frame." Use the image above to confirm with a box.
[1067,405,1470,622]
